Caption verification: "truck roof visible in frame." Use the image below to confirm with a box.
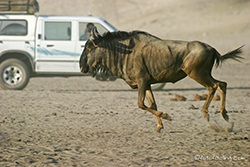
[38,15,107,22]
[0,14,117,41]
[0,14,105,20]
[39,15,104,19]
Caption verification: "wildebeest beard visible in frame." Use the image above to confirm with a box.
[91,38,135,77]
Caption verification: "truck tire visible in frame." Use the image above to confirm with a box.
[0,59,30,90]
[151,83,166,91]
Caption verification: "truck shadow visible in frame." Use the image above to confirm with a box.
[161,86,250,92]
[50,86,250,93]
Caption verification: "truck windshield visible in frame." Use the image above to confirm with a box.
[104,20,118,31]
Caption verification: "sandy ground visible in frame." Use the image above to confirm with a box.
[0,64,250,167]
[1,0,250,166]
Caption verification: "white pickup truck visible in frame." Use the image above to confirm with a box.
[0,14,118,90]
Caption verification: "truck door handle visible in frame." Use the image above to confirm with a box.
[47,45,54,47]
[81,45,85,47]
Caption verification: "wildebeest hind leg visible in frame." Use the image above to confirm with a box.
[217,81,229,121]
[188,73,218,121]
[138,81,171,132]
[202,86,217,121]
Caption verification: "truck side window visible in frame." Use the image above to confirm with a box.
[45,22,71,40]
[0,20,27,36]
[79,22,108,41]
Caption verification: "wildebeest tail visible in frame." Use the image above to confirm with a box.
[215,45,244,68]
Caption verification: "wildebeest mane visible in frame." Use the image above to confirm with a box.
[101,30,160,42]
[95,31,161,77]
[97,30,161,57]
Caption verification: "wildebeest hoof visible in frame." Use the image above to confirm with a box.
[221,110,229,122]
[156,125,164,132]
[203,112,209,122]
[160,113,172,121]
[205,115,210,122]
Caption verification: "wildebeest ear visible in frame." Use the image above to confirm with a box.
[90,27,101,47]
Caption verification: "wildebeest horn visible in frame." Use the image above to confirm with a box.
[90,26,101,41]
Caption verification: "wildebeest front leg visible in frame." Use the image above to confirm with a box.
[146,88,157,110]
[146,88,164,131]
[138,81,171,132]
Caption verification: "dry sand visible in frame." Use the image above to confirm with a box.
[1,0,250,166]
[1,64,250,167]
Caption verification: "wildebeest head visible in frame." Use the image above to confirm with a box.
[79,27,103,76]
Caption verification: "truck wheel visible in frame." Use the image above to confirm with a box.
[0,59,30,90]
[151,83,166,91]
[109,76,117,81]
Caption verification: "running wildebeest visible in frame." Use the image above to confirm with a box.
[79,27,243,132]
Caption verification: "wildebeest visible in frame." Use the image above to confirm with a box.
[79,27,243,132]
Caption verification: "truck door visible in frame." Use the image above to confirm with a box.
[36,20,78,73]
